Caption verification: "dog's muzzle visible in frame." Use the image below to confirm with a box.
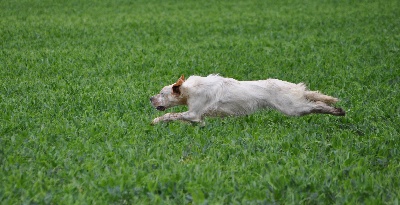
[150,97,166,111]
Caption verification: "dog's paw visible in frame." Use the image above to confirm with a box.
[335,108,346,116]
[151,117,161,125]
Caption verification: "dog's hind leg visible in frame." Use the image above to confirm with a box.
[303,91,345,116]
[314,101,345,116]
[306,101,345,116]
[282,101,345,117]
[305,91,339,105]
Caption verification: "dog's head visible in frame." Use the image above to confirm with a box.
[150,75,187,111]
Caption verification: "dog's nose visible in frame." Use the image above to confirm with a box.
[150,97,153,102]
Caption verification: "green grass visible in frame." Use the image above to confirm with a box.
[1,0,399,204]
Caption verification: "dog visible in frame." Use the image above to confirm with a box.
[150,74,345,125]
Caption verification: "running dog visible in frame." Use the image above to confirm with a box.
[150,74,345,125]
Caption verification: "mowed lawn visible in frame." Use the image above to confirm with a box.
[1,0,399,204]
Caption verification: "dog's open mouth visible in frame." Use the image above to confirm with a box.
[156,106,166,111]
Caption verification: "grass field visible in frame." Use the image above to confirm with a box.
[1,0,399,204]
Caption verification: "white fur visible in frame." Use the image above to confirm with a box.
[150,74,344,124]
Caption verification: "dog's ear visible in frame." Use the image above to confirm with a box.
[172,75,185,95]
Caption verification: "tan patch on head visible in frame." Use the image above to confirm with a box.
[172,75,185,95]
[173,75,185,86]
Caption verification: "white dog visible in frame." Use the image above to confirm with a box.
[150,74,345,125]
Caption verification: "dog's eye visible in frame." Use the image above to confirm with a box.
[160,92,164,95]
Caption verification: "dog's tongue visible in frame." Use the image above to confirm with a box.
[156,106,166,111]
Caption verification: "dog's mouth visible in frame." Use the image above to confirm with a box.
[156,106,166,111]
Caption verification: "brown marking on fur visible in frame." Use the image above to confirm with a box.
[172,75,185,95]
[174,75,185,86]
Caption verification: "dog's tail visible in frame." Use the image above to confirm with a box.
[305,91,339,105]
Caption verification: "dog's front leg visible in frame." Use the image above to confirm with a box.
[151,111,202,125]
[151,113,184,125]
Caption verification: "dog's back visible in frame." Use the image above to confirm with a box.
[181,75,314,116]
